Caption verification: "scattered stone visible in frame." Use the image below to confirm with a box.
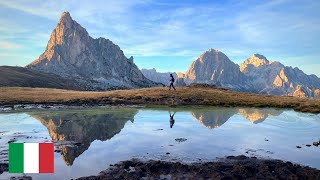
[175,138,187,142]
[54,149,62,153]
[313,142,319,147]
[306,144,312,147]
[296,146,302,149]
[8,139,16,143]
[166,152,170,155]
[9,175,32,180]
[265,138,269,141]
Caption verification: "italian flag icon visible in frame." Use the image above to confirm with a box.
[9,143,54,173]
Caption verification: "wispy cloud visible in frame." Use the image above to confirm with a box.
[0,0,319,75]
[0,41,20,50]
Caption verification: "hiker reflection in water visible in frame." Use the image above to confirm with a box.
[169,74,176,91]
[169,112,176,128]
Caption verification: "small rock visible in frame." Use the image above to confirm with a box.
[54,149,62,153]
[296,146,302,149]
[313,142,319,147]
[175,138,187,142]
[8,139,16,143]
[265,139,269,141]
[166,152,170,155]
[306,144,311,147]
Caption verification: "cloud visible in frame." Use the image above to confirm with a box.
[0,0,319,76]
[0,41,20,50]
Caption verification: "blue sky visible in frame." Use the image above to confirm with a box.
[0,0,320,76]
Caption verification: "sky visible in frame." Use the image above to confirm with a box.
[0,0,320,76]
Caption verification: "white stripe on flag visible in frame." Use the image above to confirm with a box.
[24,143,39,173]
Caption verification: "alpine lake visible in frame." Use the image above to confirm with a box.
[0,106,319,179]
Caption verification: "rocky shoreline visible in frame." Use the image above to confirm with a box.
[2,156,320,179]
[77,156,320,180]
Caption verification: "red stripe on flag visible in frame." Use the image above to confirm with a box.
[39,143,54,173]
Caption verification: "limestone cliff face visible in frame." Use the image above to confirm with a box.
[185,49,249,90]
[26,12,157,90]
[240,54,320,97]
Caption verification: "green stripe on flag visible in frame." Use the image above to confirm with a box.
[9,143,24,173]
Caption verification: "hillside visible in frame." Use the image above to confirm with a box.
[0,66,81,90]
[0,86,319,113]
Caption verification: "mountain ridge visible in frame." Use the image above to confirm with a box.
[145,49,320,98]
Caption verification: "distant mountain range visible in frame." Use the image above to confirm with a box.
[141,68,186,86]
[145,49,320,98]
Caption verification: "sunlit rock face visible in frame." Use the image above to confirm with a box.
[26,12,157,90]
[293,85,311,98]
[240,54,320,97]
[239,108,283,124]
[240,54,270,72]
[182,50,320,97]
[30,109,138,165]
[191,109,238,128]
[185,49,249,91]
[314,89,320,98]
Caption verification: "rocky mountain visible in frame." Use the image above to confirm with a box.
[26,12,158,90]
[183,49,320,97]
[184,49,250,90]
[141,68,186,86]
[240,54,320,97]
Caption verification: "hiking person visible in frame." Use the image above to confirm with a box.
[169,112,176,128]
[169,74,176,90]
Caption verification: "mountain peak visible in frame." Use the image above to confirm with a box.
[207,48,220,53]
[240,53,270,71]
[252,53,267,60]
[59,11,72,23]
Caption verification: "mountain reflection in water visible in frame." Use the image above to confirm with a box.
[28,109,138,165]
[28,107,283,166]
[193,108,283,128]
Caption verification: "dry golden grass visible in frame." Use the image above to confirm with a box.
[0,86,319,113]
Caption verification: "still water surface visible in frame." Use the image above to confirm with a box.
[0,107,319,179]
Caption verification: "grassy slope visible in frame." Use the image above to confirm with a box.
[0,86,319,113]
[0,66,80,90]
